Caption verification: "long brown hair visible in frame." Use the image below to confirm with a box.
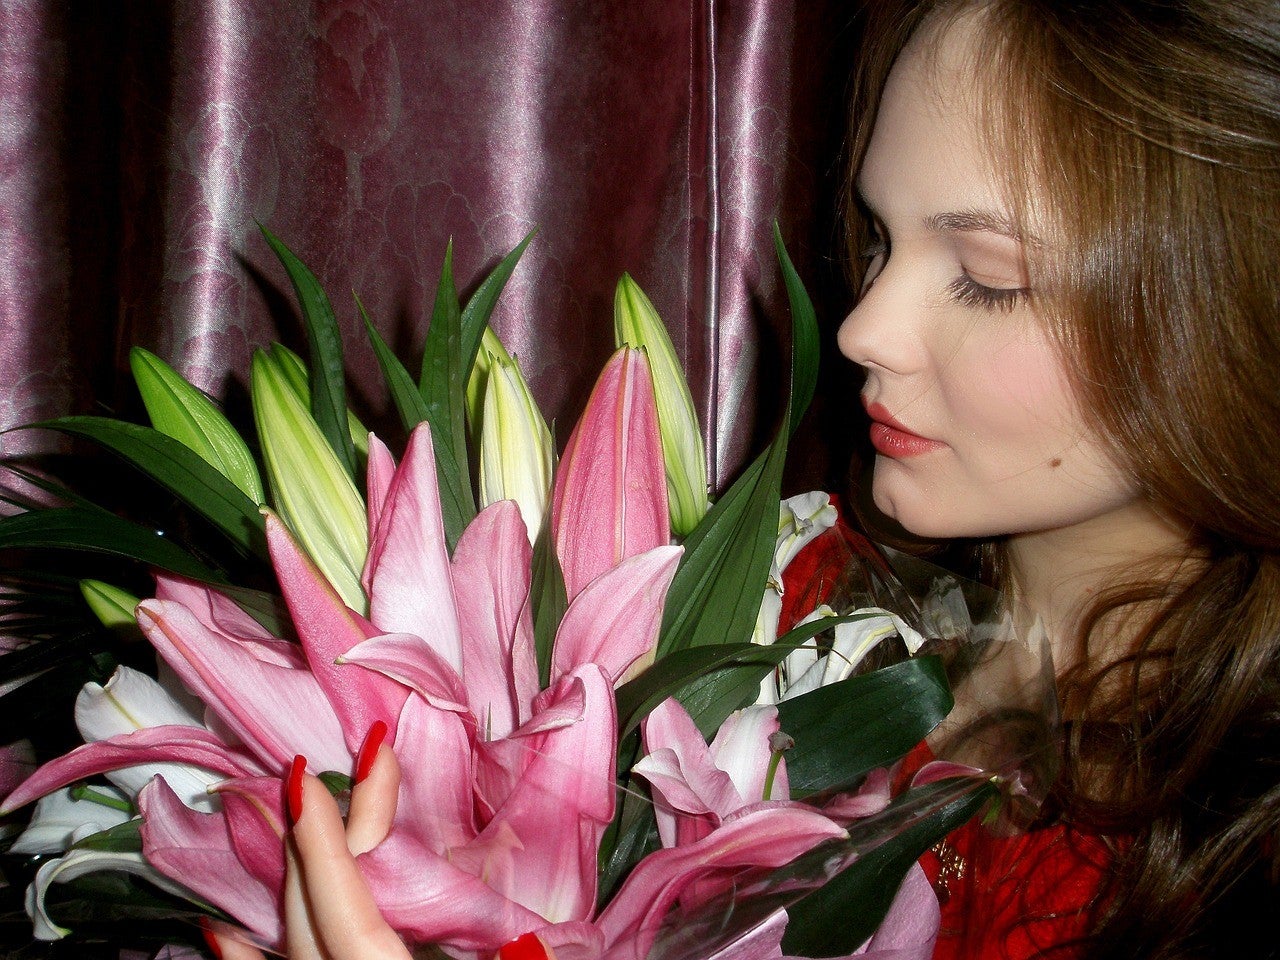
[846,2,1280,957]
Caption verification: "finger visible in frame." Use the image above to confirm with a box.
[289,759,411,960]
[347,724,400,856]
[283,835,326,960]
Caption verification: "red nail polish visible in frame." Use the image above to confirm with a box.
[354,719,389,784]
[286,754,307,827]
[498,932,549,960]
[200,917,224,959]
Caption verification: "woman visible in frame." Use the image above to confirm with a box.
[211,2,1280,957]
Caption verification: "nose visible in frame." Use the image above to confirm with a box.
[837,276,923,375]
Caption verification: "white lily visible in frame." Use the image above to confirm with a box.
[26,847,194,941]
[74,665,223,811]
[477,351,554,543]
[751,492,839,704]
[9,786,132,856]
[779,606,926,702]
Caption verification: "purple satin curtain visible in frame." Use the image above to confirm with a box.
[0,0,856,492]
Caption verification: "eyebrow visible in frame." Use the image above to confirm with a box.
[925,209,1024,241]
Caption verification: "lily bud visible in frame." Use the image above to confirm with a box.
[267,344,370,459]
[79,580,141,631]
[613,274,708,537]
[129,347,265,503]
[465,325,515,438]
[478,352,553,543]
[251,349,368,612]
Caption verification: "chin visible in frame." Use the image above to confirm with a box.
[872,478,985,541]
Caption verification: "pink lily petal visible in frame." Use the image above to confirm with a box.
[636,698,742,847]
[341,633,470,716]
[364,423,465,672]
[0,725,262,814]
[451,500,538,738]
[137,600,350,774]
[472,668,596,820]
[822,768,892,822]
[266,514,409,750]
[709,706,789,805]
[213,776,288,890]
[154,574,278,643]
[391,693,476,852]
[596,806,847,960]
[138,776,284,951]
[517,922,606,960]
[643,907,791,960]
[364,432,397,552]
[551,348,669,600]
[551,544,682,684]
[852,862,939,958]
[155,574,307,670]
[910,760,985,788]
[358,828,546,951]
[471,665,616,924]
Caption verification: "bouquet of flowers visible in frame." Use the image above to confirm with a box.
[0,227,1042,959]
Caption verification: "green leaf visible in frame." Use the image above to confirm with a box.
[69,818,143,853]
[778,656,952,797]
[417,242,476,549]
[459,230,536,369]
[0,507,226,583]
[618,614,876,738]
[259,223,357,477]
[359,296,430,432]
[30,416,267,560]
[781,778,996,956]
[657,433,786,657]
[773,223,820,436]
[653,232,818,660]
[530,518,567,688]
[129,347,266,503]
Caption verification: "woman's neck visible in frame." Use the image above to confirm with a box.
[1005,500,1195,675]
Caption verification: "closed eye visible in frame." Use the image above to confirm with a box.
[946,273,1028,312]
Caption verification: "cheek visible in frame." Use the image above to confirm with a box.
[945,333,1077,450]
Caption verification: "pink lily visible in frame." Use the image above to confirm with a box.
[635,698,794,852]
[551,348,670,600]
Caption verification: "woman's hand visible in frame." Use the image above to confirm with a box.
[205,724,411,960]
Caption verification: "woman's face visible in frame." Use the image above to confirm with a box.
[838,19,1137,541]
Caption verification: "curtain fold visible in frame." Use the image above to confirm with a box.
[0,0,853,490]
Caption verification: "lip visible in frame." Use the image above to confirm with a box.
[862,400,947,458]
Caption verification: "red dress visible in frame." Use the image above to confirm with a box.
[779,504,1113,960]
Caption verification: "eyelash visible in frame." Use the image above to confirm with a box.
[946,274,1029,313]
[858,228,1029,313]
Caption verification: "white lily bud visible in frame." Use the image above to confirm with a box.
[478,352,553,543]
[614,275,709,537]
[251,349,368,612]
[466,325,515,439]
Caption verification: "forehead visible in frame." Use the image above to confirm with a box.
[858,15,1007,220]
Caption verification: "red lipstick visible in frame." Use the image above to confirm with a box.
[863,400,946,458]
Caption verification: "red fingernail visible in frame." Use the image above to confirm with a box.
[286,754,307,827]
[498,932,549,960]
[354,719,389,784]
[200,917,224,959]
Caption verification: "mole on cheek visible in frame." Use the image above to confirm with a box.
[1049,457,1063,468]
